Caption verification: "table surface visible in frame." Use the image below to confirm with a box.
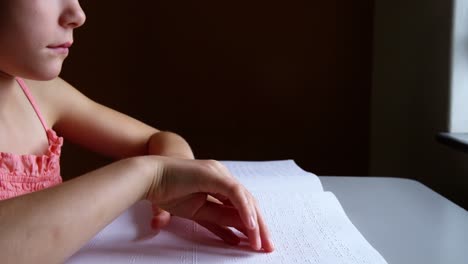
[320,176,468,264]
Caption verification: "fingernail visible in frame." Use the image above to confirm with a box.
[254,238,261,251]
[268,240,275,252]
[249,216,256,229]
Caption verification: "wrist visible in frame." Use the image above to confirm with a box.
[126,156,164,201]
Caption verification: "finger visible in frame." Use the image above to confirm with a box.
[215,169,245,207]
[206,194,222,204]
[195,199,247,237]
[195,161,259,250]
[236,227,249,238]
[255,204,275,252]
[196,167,256,232]
[152,204,169,216]
[209,193,233,206]
[244,191,261,251]
[151,209,171,229]
[192,201,245,229]
[197,221,240,246]
[161,193,208,219]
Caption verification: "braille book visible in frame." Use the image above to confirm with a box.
[68,160,387,264]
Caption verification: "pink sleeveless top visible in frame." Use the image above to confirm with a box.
[0,78,63,200]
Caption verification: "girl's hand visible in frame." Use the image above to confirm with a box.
[152,195,249,246]
[146,131,192,232]
[145,156,274,252]
[150,205,171,230]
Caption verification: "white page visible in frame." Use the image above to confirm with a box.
[67,160,387,264]
[221,160,323,192]
[68,194,386,264]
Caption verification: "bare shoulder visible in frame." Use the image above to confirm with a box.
[23,77,87,128]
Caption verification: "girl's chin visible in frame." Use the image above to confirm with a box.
[27,64,63,80]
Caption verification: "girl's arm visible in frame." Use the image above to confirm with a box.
[0,157,274,264]
[0,157,152,264]
[30,78,245,243]
[29,77,193,159]
[147,130,194,159]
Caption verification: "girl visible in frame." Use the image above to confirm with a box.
[0,0,274,263]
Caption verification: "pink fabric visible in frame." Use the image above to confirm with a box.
[0,78,63,200]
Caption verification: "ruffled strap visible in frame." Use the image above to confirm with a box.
[0,129,63,200]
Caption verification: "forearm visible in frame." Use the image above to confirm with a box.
[0,157,153,264]
[147,131,194,159]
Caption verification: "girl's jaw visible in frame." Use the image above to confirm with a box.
[0,0,85,80]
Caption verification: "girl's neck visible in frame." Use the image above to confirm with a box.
[0,69,17,85]
[0,70,16,84]
[0,71,19,109]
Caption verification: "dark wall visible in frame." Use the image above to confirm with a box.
[371,0,468,208]
[60,1,374,179]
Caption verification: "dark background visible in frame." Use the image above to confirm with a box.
[60,1,373,177]
[58,1,468,208]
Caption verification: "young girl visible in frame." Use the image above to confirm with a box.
[0,0,274,263]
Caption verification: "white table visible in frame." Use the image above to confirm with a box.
[320,176,468,264]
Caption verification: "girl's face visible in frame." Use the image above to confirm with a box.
[0,0,86,80]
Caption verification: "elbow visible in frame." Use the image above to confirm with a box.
[147,131,194,159]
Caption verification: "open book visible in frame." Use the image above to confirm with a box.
[67,160,387,264]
